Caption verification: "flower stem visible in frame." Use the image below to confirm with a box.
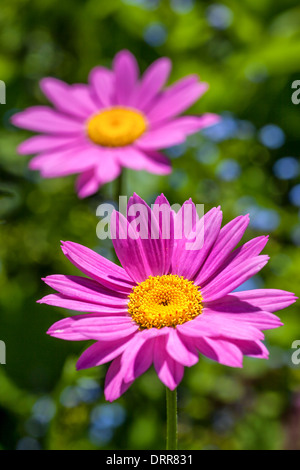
[115,170,124,201]
[166,387,178,450]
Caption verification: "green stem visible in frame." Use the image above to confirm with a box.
[166,387,178,450]
[115,170,124,201]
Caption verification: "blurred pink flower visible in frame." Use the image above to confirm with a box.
[39,194,296,401]
[12,51,219,197]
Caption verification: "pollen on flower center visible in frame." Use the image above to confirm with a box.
[86,107,148,147]
[128,274,203,329]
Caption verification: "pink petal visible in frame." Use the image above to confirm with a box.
[104,356,133,402]
[151,194,174,274]
[230,289,297,313]
[116,147,156,171]
[94,150,121,185]
[201,255,270,302]
[132,57,171,110]
[204,309,282,331]
[116,146,172,175]
[127,192,174,273]
[11,106,84,134]
[196,337,244,368]
[70,84,101,114]
[76,336,134,370]
[61,315,138,341]
[120,329,157,383]
[89,66,115,107]
[171,206,223,280]
[222,235,269,269]
[46,314,120,341]
[228,339,269,359]
[198,235,269,288]
[153,335,184,390]
[138,149,172,175]
[103,331,162,401]
[147,76,208,124]
[113,50,139,106]
[39,293,128,314]
[195,215,250,286]
[30,145,100,177]
[111,210,156,283]
[42,275,128,306]
[136,124,189,149]
[61,241,135,293]
[40,78,97,119]
[18,135,81,155]
[173,198,200,247]
[76,169,100,198]
[186,113,221,129]
[166,329,199,367]
[136,115,220,150]
[178,314,264,341]
[111,194,171,282]
[204,295,283,330]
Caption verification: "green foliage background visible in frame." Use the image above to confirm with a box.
[0,0,300,450]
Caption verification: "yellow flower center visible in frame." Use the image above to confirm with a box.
[86,107,148,147]
[128,274,203,329]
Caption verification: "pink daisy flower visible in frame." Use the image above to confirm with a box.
[11,51,219,198]
[39,194,296,401]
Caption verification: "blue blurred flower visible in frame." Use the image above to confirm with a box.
[258,124,285,149]
[76,378,101,403]
[236,120,256,140]
[196,142,220,165]
[290,225,300,246]
[89,426,113,446]
[273,157,299,180]
[171,0,194,14]
[165,142,187,159]
[248,207,280,231]
[32,396,56,423]
[90,404,126,430]
[122,0,159,9]
[239,204,280,232]
[60,386,81,408]
[16,437,41,450]
[202,114,238,142]
[235,195,256,213]
[144,23,167,46]
[216,159,241,181]
[289,184,300,207]
[212,409,234,433]
[169,169,187,189]
[206,4,233,30]
[25,416,48,438]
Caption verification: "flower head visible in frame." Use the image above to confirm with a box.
[11,51,219,198]
[39,194,297,401]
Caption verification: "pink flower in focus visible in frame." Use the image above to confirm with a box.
[11,51,219,198]
[39,194,296,401]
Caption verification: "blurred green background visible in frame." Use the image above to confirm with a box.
[0,0,300,450]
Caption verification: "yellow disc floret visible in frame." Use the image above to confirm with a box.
[128,274,203,329]
[86,107,148,147]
